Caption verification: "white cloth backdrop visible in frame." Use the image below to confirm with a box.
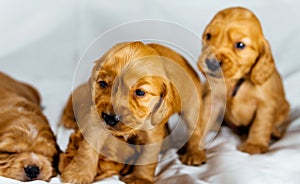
[0,1,300,183]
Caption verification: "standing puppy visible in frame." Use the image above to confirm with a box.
[60,42,206,184]
[0,72,59,181]
[198,7,290,154]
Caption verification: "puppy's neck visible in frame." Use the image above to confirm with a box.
[231,78,245,97]
[223,77,248,98]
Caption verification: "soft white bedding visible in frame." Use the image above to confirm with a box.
[1,1,300,183]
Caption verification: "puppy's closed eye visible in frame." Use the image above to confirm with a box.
[0,151,17,155]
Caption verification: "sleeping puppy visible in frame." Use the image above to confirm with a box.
[60,41,206,184]
[198,7,290,154]
[0,72,59,181]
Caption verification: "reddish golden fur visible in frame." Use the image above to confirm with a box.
[0,72,59,181]
[198,7,290,154]
[60,42,206,184]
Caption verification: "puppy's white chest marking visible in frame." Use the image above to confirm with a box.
[28,124,38,140]
[17,106,24,112]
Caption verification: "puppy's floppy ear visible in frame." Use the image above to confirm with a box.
[88,77,94,93]
[89,58,105,93]
[250,38,275,85]
[151,82,173,126]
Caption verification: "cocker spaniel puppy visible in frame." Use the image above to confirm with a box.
[60,42,206,184]
[198,7,290,154]
[0,72,59,181]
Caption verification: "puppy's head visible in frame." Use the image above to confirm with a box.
[0,115,58,181]
[90,42,173,136]
[110,57,173,135]
[198,7,274,85]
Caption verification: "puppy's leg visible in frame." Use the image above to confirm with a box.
[60,95,77,129]
[61,83,91,129]
[58,130,83,173]
[180,112,207,166]
[238,104,274,154]
[95,158,124,180]
[122,163,157,184]
[60,139,99,184]
[121,129,164,184]
[271,102,290,139]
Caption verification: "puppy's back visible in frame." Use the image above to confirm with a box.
[147,44,199,80]
[0,72,40,105]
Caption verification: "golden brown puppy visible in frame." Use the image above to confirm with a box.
[60,41,206,184]
[198,7,290,154]
[0,72,59,181]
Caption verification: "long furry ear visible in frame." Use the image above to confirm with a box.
[151,82,173,126]
[250,38,275,85]
[88,77,94,93]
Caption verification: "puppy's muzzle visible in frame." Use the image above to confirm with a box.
[24,165,40,180]
[102,112,120,127]
[205,58,222,71]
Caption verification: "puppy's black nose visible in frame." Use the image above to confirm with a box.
[24,166,40,180]
[205,58,221,71]
[102,112,120,127]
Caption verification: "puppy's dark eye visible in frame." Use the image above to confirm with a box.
[135,89,145,97]
[235,42,246,50]
[206,33,212,41]
[99,81,108,89]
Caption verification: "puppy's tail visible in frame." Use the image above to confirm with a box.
[272,106,300,139]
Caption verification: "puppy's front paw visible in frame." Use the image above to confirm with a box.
[60,163,95,184]
[61,171,94,184]
[179,149,206,166]
[121,174,153,184]
[238,142,268,154]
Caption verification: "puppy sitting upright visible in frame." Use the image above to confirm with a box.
[60,42,207,184]
[0,72,59,181]
[198,7,290,154]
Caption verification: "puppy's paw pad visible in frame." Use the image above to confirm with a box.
[179,150,206,166]
[238,143,268,154]
[121,174,153,184]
